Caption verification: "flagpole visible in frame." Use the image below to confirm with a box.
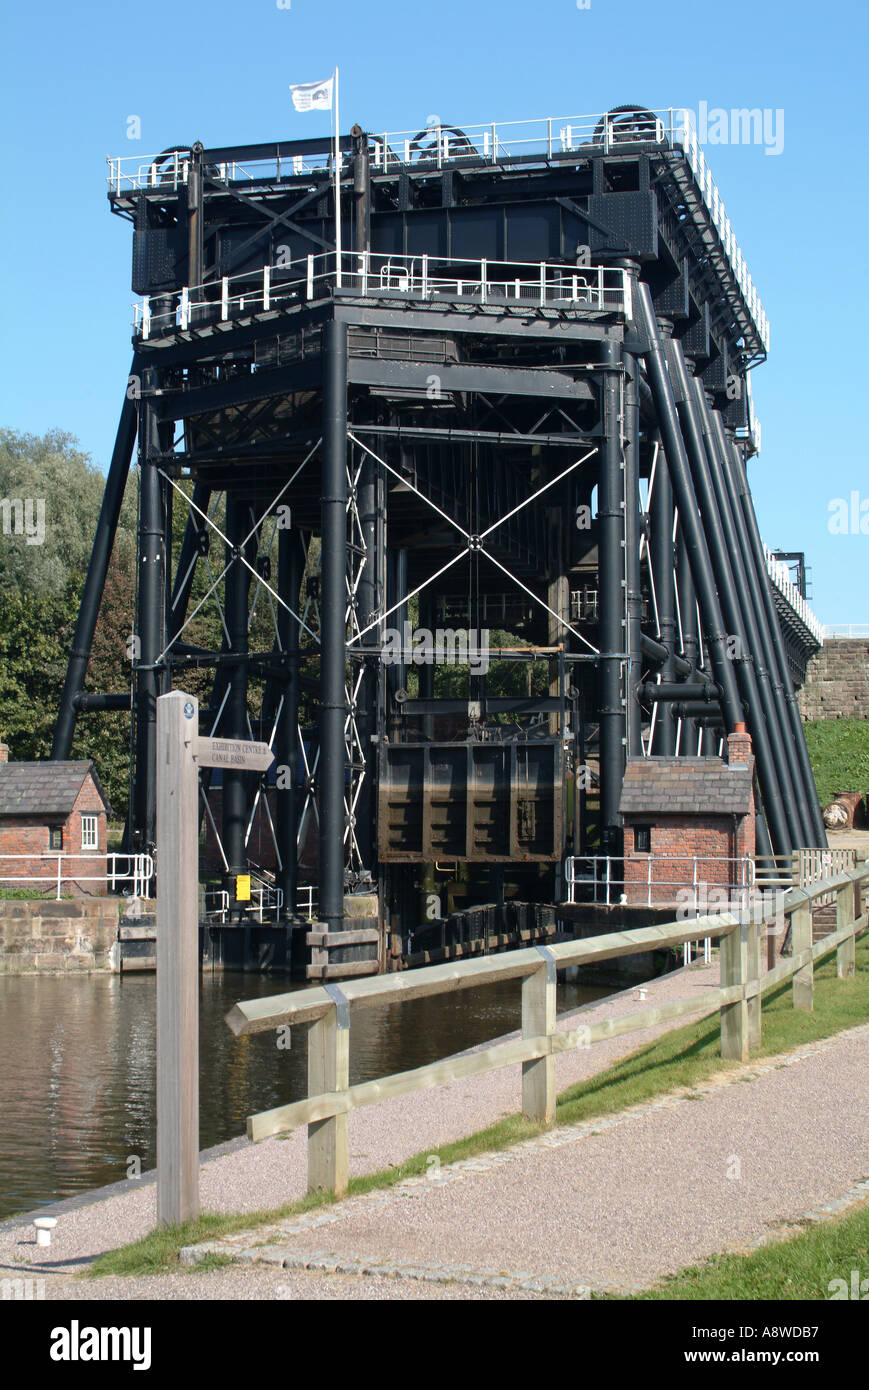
[334,65,342,288]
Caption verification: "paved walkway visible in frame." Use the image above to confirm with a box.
[3,962,867,1300]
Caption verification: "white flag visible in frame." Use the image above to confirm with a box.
[290,77,334,112]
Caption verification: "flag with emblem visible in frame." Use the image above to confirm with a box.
[290,77,334,112]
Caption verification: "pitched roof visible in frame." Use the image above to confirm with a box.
[0,761,112,818]
[618,757,753,817]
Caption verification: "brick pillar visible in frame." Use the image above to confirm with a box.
[0,742,8,764]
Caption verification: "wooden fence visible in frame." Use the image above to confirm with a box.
[226,865,869,1197]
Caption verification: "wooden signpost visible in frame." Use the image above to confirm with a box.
[156,690,273,1226]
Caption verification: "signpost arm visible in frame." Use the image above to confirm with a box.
[157,690,201,1226]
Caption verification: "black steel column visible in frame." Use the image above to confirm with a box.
[622,340,644,758]
[276,525,307,923]
[650,418,677,755]
[699,387,813,848]
[663,339,794,854]
[727,437,827,846]
[133,371,167,851]
[676,525,700,753]
[223,496,255,886]
[597,337,625,853]
[319,320,349,933]
[636,284,744,733]
[52,360,139,760]
[354,445,380,872]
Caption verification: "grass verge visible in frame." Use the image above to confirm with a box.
[87,930,869,1281]
[608,1199,869,1300]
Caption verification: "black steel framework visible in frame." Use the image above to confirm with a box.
[53,109,825,975]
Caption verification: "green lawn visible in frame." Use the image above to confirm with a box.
[804,718,869,809]
[619,1201,869,1301]
[88,930,869,1284]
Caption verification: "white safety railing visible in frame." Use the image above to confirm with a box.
[132,249,629,338]
[564,854,755,909]
[764,546,824,646]
[199,883,284,923]
[109,105,767,352]
[0,852,153,901]
[565,854,757,967]
[822,625,869,639]
[297,885,318,922]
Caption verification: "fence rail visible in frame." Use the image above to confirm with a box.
[132,250,629,339]
[226,864,868,1196]
[0,852,153,901]
[107,105,767,353]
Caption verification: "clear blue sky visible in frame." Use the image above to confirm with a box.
[1,0,866,623]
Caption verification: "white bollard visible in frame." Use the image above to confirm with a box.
[34,1217,57,1248]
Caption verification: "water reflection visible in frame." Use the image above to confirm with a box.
[0,971,608,1219]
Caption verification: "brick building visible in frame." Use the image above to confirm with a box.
[618,728,755,907]
[0,742,112,896]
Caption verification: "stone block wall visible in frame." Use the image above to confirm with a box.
[799,638,869,721]
[0,899,121,973]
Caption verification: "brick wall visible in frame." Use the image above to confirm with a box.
[0,774,108,895]
[623,818,739,905]
[0,899,121,973]
[799,638,869,721]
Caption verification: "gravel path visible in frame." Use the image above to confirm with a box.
[0,960,721,1277]
[185,1025,869,1297]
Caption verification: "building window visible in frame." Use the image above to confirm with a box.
[81,814,99,850]
[49,826,63,851]
[635,825,652,853]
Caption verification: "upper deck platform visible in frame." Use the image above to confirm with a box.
[107,106,769,365]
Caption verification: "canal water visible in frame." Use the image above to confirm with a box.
[0,971,610,1220]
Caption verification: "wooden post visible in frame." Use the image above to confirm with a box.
[791,899,813,1012]
[156,691,201,1227]
[747,918,762,1050]
[720,923,749,1062]
[307,986,350,1195]
[522,947,557,1124]
[836,882,856,979]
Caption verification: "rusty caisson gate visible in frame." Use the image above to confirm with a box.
[52,106,826,978]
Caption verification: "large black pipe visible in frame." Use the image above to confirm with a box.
[168,482,212,644]
[276,526,307,937]
[597,337,625,852]
[52,359,139,760]
[619,273,644,759]
[712,413,825,846]
[641,632,693,679]
[355,444,380,872]
[319,320,349,932]
[222,496,255,884]
[640,682,720,703]
[676,524,701,752]
[636,285,744,731]
[133,375,166,851]
[649,423,676,755]
[662,335,793,855]
[698,386,813,847]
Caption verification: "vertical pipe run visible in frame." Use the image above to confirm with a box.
[52,359,140,760]
[223,495,255,885]
[650,420,676,755]
[597,337,625,853]
[636,284,744,730]
[134,373,166,851]
[726,432,826,847]
[676,526,699,750]
[320,320,349,933]
[700,390,813,848]
[622,332,644,758]
[276,526,307,931]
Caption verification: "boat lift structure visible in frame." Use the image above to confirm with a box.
[52,105,826,976]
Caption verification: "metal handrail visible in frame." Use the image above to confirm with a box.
[132,249,630,338]
[109,105,768,352]
[0,851,153,901]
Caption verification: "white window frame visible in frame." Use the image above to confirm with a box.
[80,814,99,850]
